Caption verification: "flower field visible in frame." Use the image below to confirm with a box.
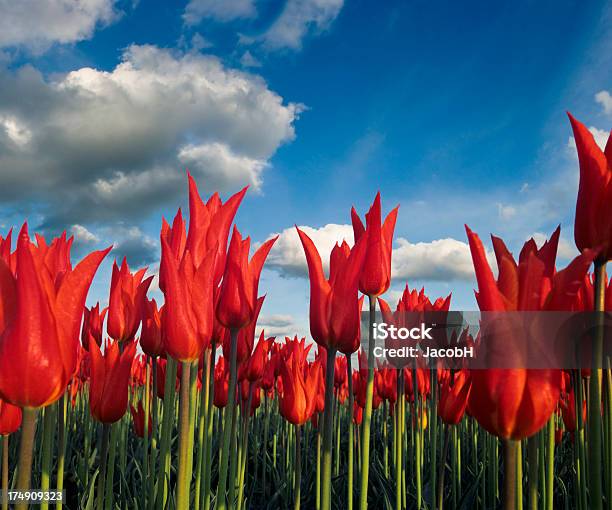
[0,112,609,510]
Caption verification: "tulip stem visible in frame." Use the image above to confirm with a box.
[96,424,110,510]
[545,418,554,510]
[359,296,376,510]
[588,260,607,510]
[217,328,240,510]
[148,361,158,510]
[156,358,177,510]
[176,361,192,510]
[438,424,451,510]
[40,403,57,510]
[2,435,9,510]
[503,439,518,510]
[195,348,211,510]
[56,394,67,510]
[15,407,38,510]
[347,356,354,510]
[527,435,538,510]
[321,346,338,510]
[203,342,216,510]
[292,424,301,510]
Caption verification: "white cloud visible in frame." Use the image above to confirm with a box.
[177,141,266,191]
[266,223,482,282]
[0,44,302,229]
[257,313,301,337]
[259,0,344,50]
[71,224,99,244]
[596,90,612,115]
[497,203,516,220]
[108,226,159,267]
[266,223,354,277]
[183,0,256,24]
[0,0,117,52]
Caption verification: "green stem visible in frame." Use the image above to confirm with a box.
[148,360,158,510]
[359,296,376,510]
[176,361,193,510]
[96,424,110,510]
[195,349,211,510]
[527,435,538,510]
[294,425,302,510]
[203,341,217,510]
[15,408,38,510]
[56,394,67,510]
[546,418,554,510]
[438,425,451,510]
[347,356,354,510]
[143,358,151,510]
[321,346,338,510]
[316,427,321,510]
[588,260,606,510]
[40,403,57,510]
[503,439,518,510]
[104,422,118,510]
[156,357,177,510]
[217,328,240,510]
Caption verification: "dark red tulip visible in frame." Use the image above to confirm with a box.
[107,258,153,342]
[0,224,110,408]
[0,399,22,435]
[214,356,230,408]
[81,302,107,351]
[438,369,471,425]
[465,226,596,439]
[216,227,276,330]
[351,192,398,297]
[130,400,152,438]
[89,339,137,423]
[140,298,164,358]
[567,113,612,262]
[560,387,587,432]
[297,229,367,354]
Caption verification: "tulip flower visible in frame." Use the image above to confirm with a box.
[244,332,273,383]
[567,113,612,262]
[296,231,367,354]
[107,258,153,343]
[438,369,471,425]
[0,399,21,435]
[130,401,152,438]
[214,357,229,408]
[0,224,110,408]
[279,354,322,426]
[216,227,277,330]
[465,225,596,439]
[140,298,164,358]
[89,339,137,424]
[82,302,107,351]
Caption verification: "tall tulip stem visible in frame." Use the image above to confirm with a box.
[347,356,354,510]
[588,260,607,510]
[15,407,38,510]
[217,328,240,510]
[321,346,338,510]
[359,296,376,510]
[503,439,518,510]
[294,425,302,510]
[40,403,57,510]
[96,423,110,510]
[176,361,192,510]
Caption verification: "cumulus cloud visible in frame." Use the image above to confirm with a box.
[183,0,256,24]
[266,223,354,278]
[0,44,301,230]
[596,90,612,115]
[0,0,117,52]
[257,314,301,338]
[71,224,99,245]
[259,0,344,50]
[265,223,483,282]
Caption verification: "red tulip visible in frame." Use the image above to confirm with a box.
[140,298,164,357]
[278,354,322,425]
[222,296,265,365]
[351,192,398,296]
[214,356,230,408]
[0,224,110,408]
[216,227,276,330]
[107,258,153,342]
[130,400,152,438]
[81,302,107,351]
[438,369,471,425]
[560,387,587,432]
[297,229,367,354]
[244,332,273,382]
[567,113,612,262]
[0,398,22,435]
[465,226,596,439]
[89,339,137,423]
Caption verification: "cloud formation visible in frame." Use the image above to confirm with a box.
[183,0,256,24]
[0,0,117,52]
[596,90,612,115]
[0,44,301,231]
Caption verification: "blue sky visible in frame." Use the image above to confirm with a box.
[0,0,610,339]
